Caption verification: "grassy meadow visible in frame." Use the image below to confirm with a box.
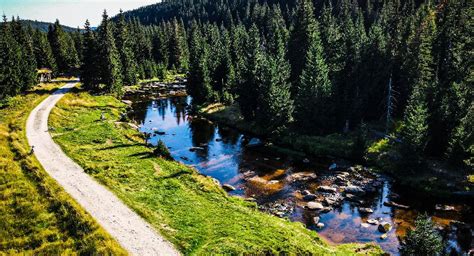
[0,83,126,254]
[49,88,383,255]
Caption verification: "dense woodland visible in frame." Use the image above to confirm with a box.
[0,0,472,171]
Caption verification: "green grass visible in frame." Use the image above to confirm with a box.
[0,83,126,255]
[49,89,383,255]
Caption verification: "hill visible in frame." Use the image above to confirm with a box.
[19,19,81,32]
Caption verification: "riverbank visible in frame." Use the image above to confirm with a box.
[49,88,383,255]
[200,103,473,199]
[0,83,125,254]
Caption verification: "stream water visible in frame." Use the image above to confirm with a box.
[128,95,473,255]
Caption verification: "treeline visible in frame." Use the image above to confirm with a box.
[0,16,81,99]
[80,11,190,93]
[167,0,470,168]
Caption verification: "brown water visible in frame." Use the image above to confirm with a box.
[128,95,473,255]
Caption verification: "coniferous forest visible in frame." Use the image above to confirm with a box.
[1,0,473,255]
[2,0,470,170]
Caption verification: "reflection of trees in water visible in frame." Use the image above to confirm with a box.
[156,99,168,121]
[170,97,187,126]
[188,119,215,157]
[217,126,240,145]
[129,101,148,124]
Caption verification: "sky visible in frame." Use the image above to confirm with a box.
[0,0,158,28]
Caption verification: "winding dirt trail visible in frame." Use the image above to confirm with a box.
[26,82,180,256]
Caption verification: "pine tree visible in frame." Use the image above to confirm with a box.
[116,10,138,86]
[33,29,57,72]
[401,8,436,164]
[188,23,212,105]
[168,18,188,72]
[48,20,79,74]
[288,0,317,84]
[256,9,293,134]
[81,20,100,91]
[237,25,262,121]
[0,16,22,99]
[294,23,333,134]
[11,18,37,91]
[400,214,442,256]
[97,11,123,94]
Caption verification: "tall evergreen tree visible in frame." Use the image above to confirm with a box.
[288,0,317,85]
[11,18,37,91]
[188,23,212,105]
[0,16,22,99]
[401,8,436,165]
[237,25,262,121]
[97,11,123,94]
[32,29,56,72]
[294,23,333,134]
[48,20,79,74]
[116,10,138,86]
[81,20,100,91]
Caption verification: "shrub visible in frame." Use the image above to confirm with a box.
[153,140,173,160]
[399,214,442,256]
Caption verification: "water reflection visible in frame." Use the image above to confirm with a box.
[129,96,472,255]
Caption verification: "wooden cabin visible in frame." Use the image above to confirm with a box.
[37,69,52,83]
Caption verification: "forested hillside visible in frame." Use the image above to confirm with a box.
[19,19,80,33]
[1,0,472,170]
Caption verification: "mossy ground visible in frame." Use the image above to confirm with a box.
[49,88,383,255]
[0,83,125,254]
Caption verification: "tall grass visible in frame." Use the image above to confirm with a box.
[0,83,125,254]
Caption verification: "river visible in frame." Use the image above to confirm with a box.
[127,95,472,255]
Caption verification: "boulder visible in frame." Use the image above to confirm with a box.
[318,186,338,193]
[316,223,325,229]
[380,234,388,240]
[303,194,317,201]
[359,208,374,214]
[301,190,311,196]
[384,201,410,209]
[222,184,236,191]
[287,172,317,182]
[313,216,320,224]
[378,222,392,233]
[361,223,370,228]
[345,185,365,195]
[367,219,379,225]
[321,207,333,213]
[307,202,324,211]
[435,204,456,211]
[324,197,337,206]
[302,158,310,164]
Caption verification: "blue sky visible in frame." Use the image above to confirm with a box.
[0,0,158,28]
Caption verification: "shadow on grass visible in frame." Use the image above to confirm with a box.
[128,152,154,159]
[154,170,191,181]
[100,143,143,150]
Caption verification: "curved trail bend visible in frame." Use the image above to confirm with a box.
[26,81,180,256]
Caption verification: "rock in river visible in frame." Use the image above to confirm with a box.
[435,204,456,211]
[367,219,379,225]
[316,223,325,229]
[344,185,365,195]
[359,207,374,214]
[303,194,317,201]
[318,186,338,193]
[222,184,236,191]
[313,216,320,224]
[307,202,324,211]
[378,222,392,233]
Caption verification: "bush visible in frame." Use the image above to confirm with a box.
[153,140,173,160]
[399,214,442,256]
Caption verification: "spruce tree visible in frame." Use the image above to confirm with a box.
[0,16,22,99]
[188,24,212,105]
[294,23,333,135]
[116,10,138,86]
[288,0,317,84]
[11,18,37,91]
[237,25,262,121]
[81,20,100,91]
[48,20,79,74]
[33,29,57,72]
[97,11,123,94]
[401,9,436,165]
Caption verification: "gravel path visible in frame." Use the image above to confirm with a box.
[26,82,180,256]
